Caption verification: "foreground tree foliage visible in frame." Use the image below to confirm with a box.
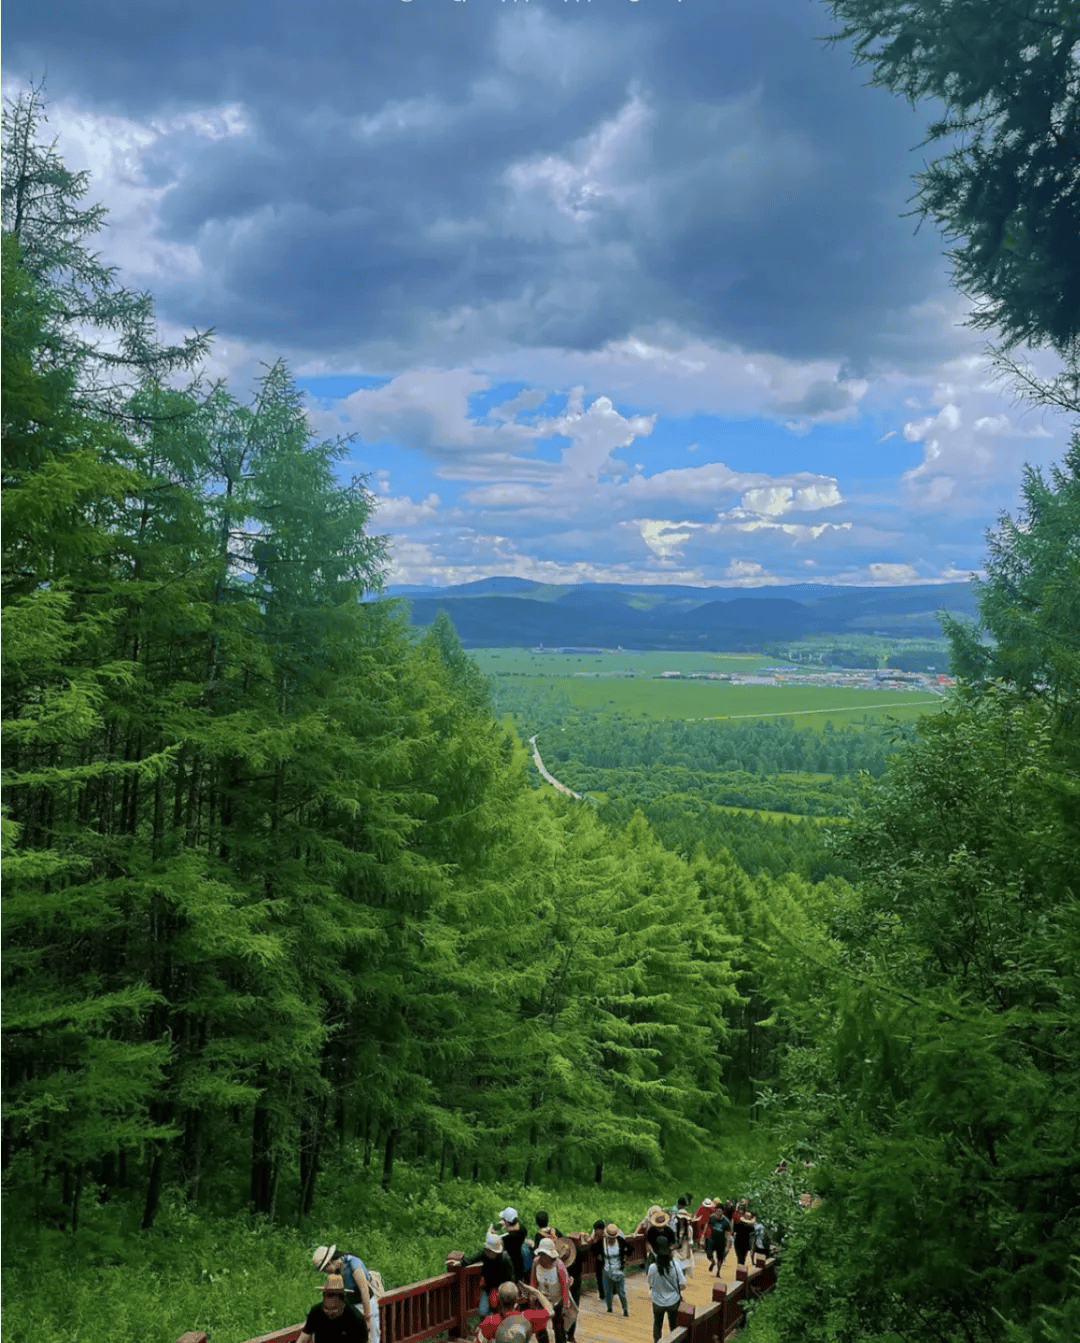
[825,0,1080,357]
[759,458,1080,1342]
[1,107,745,1235]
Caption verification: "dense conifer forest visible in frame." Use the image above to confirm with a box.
[3,76,1079,1343]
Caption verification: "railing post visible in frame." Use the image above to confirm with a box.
[447,1264,471,1339]
[677,1299,696,1340]
[177,1335,208,1343]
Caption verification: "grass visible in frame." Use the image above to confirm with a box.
[474,649,783,677]
[715,804,835,824]
[527,676,943,726]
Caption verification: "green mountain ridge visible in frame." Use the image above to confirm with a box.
[391,581,979,648]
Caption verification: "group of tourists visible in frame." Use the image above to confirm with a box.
[296,1193,771,1343]
[447,1195,769,1343]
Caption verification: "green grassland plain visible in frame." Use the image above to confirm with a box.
[477,648,943,728]
[476,648,777,676]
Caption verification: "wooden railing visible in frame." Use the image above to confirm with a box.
[668,1256,778,1343]
[176,1236,776,1343]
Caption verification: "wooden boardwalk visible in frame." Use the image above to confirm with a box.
[178,1243,771,1343]
[572,1248,749,1343]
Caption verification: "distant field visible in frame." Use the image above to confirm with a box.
[475,648,783,676]
[715,804,835,824]
[512,675,942,727]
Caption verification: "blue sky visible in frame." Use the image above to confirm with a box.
[4,0,1073,587]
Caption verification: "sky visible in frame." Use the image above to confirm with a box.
[4,0,1074,589]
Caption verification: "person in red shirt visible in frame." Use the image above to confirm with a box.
[693,1199,715,1267]
[477,1281,551,1343]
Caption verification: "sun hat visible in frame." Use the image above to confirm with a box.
[649,1209,672,1228]
[535,1237,558,1259]
[553,1235,577,1268]
[494,1319,532,1343]
[313,1245,337,1272]
[499,1206,519,1222]
[485,1231,505,1254]
[321,1273,346,1296]
[702,1199,714,1209]
[604,1223,620,1239]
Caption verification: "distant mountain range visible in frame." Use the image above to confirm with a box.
[379,579,980,649]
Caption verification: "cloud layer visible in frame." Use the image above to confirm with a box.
[4,0,1074,589]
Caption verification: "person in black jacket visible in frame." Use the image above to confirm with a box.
[298,1274,368,1343]
[732,1211,753,1268]
[454,1231,516,1318]
[499,1208,530,1280]
[588,1221,606,1300]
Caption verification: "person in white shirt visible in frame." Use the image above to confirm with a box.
[646,1235,685,1342]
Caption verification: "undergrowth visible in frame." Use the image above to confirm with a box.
[1,1115,781,1343]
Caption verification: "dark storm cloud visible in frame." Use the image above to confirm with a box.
[5,0,958,371]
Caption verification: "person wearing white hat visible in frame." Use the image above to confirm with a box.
[498,1207,531,1279]
[453,1228,516,1318]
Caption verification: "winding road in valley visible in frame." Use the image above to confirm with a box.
[529,734,583,800]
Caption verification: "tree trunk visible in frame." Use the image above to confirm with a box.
[70,1163,85,1233]
[183,1106,203,1206]
[299,1104,322,1219]
[594,1161,604,1185]
[381,1127,397,1191]
[250,1104,274,1214]
[142,1141,167,1229]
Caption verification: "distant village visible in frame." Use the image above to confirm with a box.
[529,647,954,693]
[653,667,955,692]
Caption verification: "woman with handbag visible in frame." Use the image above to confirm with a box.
[646,1235,685,1342]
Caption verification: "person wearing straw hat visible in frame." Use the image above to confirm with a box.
[532,1211,582,1342]
[645,1207,674,1263]
[529,1237,572,1343]
[598,1222,630,1318]
[494,1319,534,1343]
[298,1273,368,1342]
[312,1245,380,1343]
[672,1197,694,1278]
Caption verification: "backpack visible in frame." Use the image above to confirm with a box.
[345,1253,385,1299]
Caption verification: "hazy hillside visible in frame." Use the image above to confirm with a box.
[388,580,979,649]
